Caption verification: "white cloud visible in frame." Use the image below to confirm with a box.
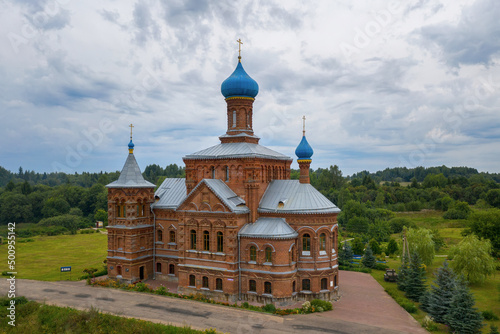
[0,0,499,176]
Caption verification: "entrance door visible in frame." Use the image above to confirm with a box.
[139,266,144,280]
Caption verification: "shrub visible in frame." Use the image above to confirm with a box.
[155,286,168,295]
[402,301,417,313]
[80,267,107,280]
[262,303,276,313]
[405,201,422,211]
[388,218,415,233]
[482,310,499,321]
[374,263,389,271]
[421,315,439,331]
[134,282,151,292]
[311,299,332,311]
[0,296,28,306]
[242,302,249,308]
[301,301,311,313]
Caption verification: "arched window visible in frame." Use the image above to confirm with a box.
[264,281,272,294]
[265,247,272,263]
[117,266,122,276]
[302,234,311,251]
[321,278,328,290]
[189,274,196,287]
[291,245,296,262]
[249,280,256,292]
[225,166,229,181]
[302,279,311,291]
[319,233,326,251]
[211,166,215,179]
[203,231,210,251]
[190,230,197,250]
[249,246,257,262]
[334,275,337,287]
[156,263,161,273]
[169,264,175,274]
[232,110,237,127]
[202,276,209,288]
[217,232,223,252]
[169,231,176,243]
[157,230,163,242]
[216,278,222,291]
[292,281,296,292]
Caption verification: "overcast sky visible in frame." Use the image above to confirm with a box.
[1,0,499,176]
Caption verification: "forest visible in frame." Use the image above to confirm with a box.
[0,164,499,259]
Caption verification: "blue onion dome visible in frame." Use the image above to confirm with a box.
[295,135,314,160]
[128,139,135,151]
[221,61,259,99]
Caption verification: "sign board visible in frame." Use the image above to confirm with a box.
[61,266,71,272]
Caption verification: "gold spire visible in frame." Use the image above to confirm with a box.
[237,38,243,62]
[129,123,134,154]
[302,115,306,136]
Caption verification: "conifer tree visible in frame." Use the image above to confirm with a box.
[490,325,500,334]
[405,251,427,302]
[427,261,457,324]
[397,253,410,292]
[362,245,376,268]
[386,238,398,255]
[368,238,381,255]
[339,242,354,266]
[419,289,432,313]
[445,283,483,334]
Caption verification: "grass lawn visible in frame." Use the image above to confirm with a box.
[394,210,469,230]
[372,256,500,333]
[0,232,107,281]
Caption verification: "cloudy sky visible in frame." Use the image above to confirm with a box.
[1,0,499,176]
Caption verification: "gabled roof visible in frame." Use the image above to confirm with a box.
[183,142,291,161]
[182,179,249,213]
[258,180,340,214]
[153,178,187,209]
[106,153,155,188]
[201,179,249,213]
[239,217,298,239]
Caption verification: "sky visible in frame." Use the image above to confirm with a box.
[1,0,499,176]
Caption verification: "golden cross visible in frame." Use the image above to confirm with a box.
[129,123,134,139]
[237,38,243,58]
[302,116,306,136]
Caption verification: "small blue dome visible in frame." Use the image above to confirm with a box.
[221,61,259,99]
[128,139,135,150]
[295,135,314,160]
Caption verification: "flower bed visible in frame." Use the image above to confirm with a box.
[90,279,332,316]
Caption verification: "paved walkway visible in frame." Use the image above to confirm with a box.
[0,271,428,333]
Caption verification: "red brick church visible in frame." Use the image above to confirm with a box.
[106,50,340,305]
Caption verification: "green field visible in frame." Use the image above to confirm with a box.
[0,232,107,281]
[374,210,500,333]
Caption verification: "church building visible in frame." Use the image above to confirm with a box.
[105,48,341,305]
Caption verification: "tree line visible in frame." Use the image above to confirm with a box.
[0,164,185,237]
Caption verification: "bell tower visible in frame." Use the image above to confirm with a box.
[219,40,260,144]
[106,125,156,284]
